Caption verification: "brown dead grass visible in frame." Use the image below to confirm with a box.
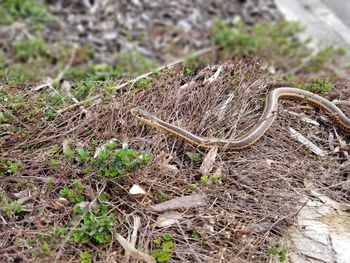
[1,60,350,262]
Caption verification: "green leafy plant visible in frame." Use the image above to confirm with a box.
[0,160,23,175]
[92,144,151,177]
[3,0,54,26]
[267,243,288,262]
[80,251,92,263]
[191,230,201,238]
[152,233,176,262]
[72,212,115,244]
[60,185,85,203]
[200,175,209,184]
[304,78,333,93]
[0,196,23,218]
[133,77,152,89]
[13,38,50,61]
[186,152,202,162]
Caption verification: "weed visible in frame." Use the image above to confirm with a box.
[52,226,68,238]
[60,185,85,203]
[72,212,115,244]
[183,53,205,77]
[6,63,39,83]
[133,77,152,90]
[200,175,209,184]
[0,7,14,24]
[304,78,333,93]
[0,197,23,218]
[80,251,92,263]
[155,192,168,203]
[191,230,201,238]
[91,144,151,178]
[186,152,202,162]
[267,243,288,262]
[306,47,347,73]
[152,233,175,262]
[13,38,50,61]
[3,0,54,26]
[115,51,156,76]
[211,173,220,181]
[0,160,23,176]
[27,234,53,258]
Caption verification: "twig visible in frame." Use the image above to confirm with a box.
[124,216,141,262]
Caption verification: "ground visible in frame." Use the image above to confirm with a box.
[0,1,350,263]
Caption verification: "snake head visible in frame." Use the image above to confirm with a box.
[131,107,159,126]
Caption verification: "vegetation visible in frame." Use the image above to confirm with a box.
[0,6,347,261]
[304,78,333,93]
[267,243,288,262]
[152,233,176,262]
[1,0,54,26]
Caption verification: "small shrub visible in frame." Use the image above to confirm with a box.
[4,0,54,26]
[152,233,175,262]
[80,251,92,263]
[13,38,50,61]
[0,190,22,218]
[304,78,333,93]
[60,185,85,203]
[133,77,152,90]
[0,160,23,176]
[267,243,288,262]
[72,212,115,244]
[186,152,202,162]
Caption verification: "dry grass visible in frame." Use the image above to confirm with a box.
[1,61,350,262]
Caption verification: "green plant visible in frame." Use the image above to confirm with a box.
[267,243,288,262]
[92,145,151,177]
[60,185,85,203]
[0,198,23,218]
[186,152,202,162]
[306,47,347,73]
[191,230,201,238]
[211,19,306,55]
[0,160,23,175]
[183,53,205,77]
[0,7,14,24]
[13,38,50,61]
[211,173,220,181]
[3,0,54,26]
[72,212,115,244]
[304,78,333,93]
[115,51,156,76]
[27,234,52,258]
[80,251,92,263]
[133,77,152,90]
[200,175,209,184]
[155,192,168,203]
[152,233,175,262]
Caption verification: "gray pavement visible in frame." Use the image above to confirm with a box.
[275,0,350,50]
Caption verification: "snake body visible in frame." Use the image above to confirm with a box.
[131,87,350,150]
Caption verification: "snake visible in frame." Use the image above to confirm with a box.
[131,87,350,150]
